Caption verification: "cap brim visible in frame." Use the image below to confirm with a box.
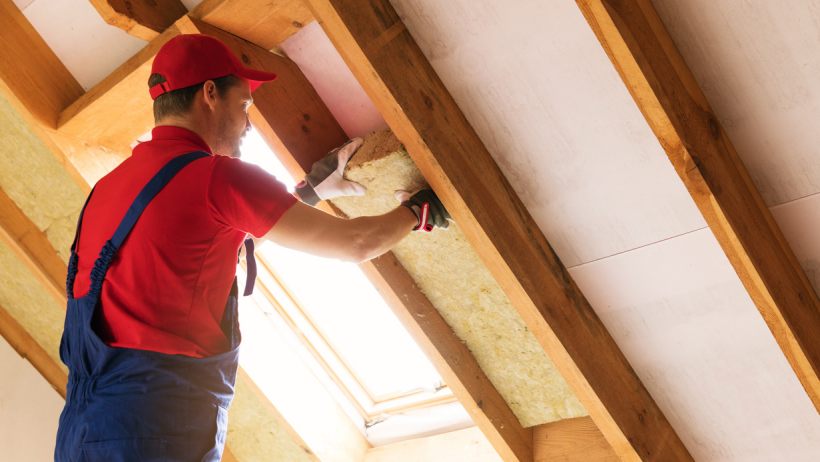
[239,67,277,92]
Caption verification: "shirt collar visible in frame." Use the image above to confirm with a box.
[149,125,213,154]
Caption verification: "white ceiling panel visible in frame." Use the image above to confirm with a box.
[569,229,820,461]
[654,0,820,206]
[390,0,706,267]
[20,0,146,90]
[771,193,820,294]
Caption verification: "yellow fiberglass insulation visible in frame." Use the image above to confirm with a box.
[331,130,586,426]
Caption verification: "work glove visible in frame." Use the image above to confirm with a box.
[396,189,451,232]
[295,138,367,206]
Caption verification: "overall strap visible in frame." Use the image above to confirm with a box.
[86,151,210,299]
[66,186,96,298]
[242,238,256,296]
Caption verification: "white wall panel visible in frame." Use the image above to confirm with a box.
[0,337,63,461]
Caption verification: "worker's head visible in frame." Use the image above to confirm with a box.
[147,34,277,157]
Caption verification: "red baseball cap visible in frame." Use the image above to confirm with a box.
[149,34,277,100]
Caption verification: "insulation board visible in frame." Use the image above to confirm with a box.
[333,130,585,427]
[0,92,86,263]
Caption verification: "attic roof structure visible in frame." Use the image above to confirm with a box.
[0,0,818,461]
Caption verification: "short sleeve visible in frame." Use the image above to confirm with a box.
[207,156,297,238]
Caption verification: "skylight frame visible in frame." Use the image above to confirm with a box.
[252,249,458,423]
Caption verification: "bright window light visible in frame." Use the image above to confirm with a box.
[239,127,473,442]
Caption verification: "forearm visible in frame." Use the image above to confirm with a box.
[265,201,417,262]
[348,206,418,262]
[265,190,446,263]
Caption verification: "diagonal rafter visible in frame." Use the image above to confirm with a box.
[0,187,66,303]
[575,0,820,410]
[89,0,187,41]
[189,0,314,51]
[534,417,618,461]
[302,0,693,460]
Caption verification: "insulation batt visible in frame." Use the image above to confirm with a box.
[332,130,586,426]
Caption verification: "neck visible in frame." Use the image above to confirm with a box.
[156,115,217,152]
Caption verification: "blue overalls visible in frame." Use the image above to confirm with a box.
[55,152,245,462]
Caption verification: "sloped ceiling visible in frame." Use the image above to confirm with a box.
[372,1,820,460]
[4,0,820,461]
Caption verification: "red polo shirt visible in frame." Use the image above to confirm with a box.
[72,126,297,357]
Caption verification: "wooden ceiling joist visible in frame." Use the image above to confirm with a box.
[575,0,820,411]
[89,0,187,41]
[189,0,314,51]
[0,187,66,304]
[193,19,533,461]
[0,0,84,128]
[0,177,68,401]
[534,417,618,462]
[303,0,693,460]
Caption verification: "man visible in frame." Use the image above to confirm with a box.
[55,34,449,461]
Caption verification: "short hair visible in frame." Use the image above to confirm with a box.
[148,74,242,122]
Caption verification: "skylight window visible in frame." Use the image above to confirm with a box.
[238,127,473,444]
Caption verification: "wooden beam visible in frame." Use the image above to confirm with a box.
[534,417,618,462]
[57,19,183,153]
[359,253,533,462]
[303,1,692,460]
[190,0,313,50]
[0,187,66,304]
[0,0,84,127]
[0,5,97,191]
[575,0,820,411]
[89,0,187,41]
[0,302,67,398]
[203,18,533,459]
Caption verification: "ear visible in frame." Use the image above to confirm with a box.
[201,80,219,111]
